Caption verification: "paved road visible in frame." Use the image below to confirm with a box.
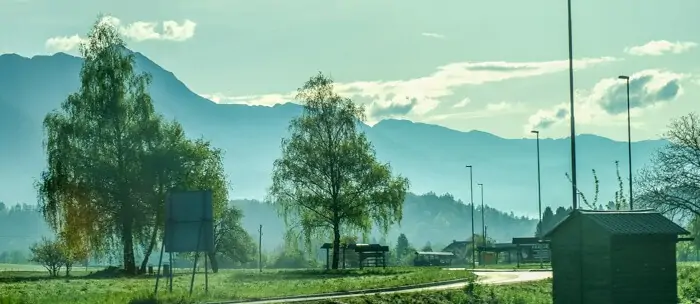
[211,270,552,304]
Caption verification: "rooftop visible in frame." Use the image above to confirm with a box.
[544,209,690,238]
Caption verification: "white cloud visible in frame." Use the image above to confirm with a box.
[45,35,84,52]
[525,69,688,133]
[199,92,293,106]
[426,101,527,122]
[453,98,471,108]
[201,56,617,122]
[625,40,697,56]
[45,16,197,52]
[421,32,446,39]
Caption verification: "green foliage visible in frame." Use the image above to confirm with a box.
[636,113,700,221]
[28,238,65,277]
[536,206,571,237]
[210,204,256,272]
[394,233,413,263]
[268,72,409,269]
[35,16,232,274]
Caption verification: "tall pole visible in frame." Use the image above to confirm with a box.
[258,224,263,273]
[478,183,485,245]
[531,130,543,237]
[619,75,633,210]
[466,165,475,269]
[567,0,578,210]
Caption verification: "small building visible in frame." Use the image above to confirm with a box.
[544,209,690,304]
[476,243,518,265]
[413,251,455,266]
[353,244,389,269]
[441,240,473,264]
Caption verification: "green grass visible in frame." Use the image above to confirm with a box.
[300,279,553,304]
[0,266,475,304]
[304,265,700,304]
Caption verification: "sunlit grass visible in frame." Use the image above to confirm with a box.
[299,265,700,304]
[0,266,475,304]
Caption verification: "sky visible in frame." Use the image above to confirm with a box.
[1,0,699,141]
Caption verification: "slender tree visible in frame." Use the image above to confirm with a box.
[268,72,410,269]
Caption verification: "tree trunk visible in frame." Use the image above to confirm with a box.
[122,219,137,275]
[208,252,219,273]
[331,224,341,270]
[65,262,72,277]
[139,214,161,273]
[140,182,165,273]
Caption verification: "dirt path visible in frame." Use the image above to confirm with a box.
[209,270,552,304]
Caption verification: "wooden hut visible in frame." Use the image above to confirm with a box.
[544,209,690,304]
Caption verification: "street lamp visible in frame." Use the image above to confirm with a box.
[466,165,475,269]
[567,0,579,210]
[478,183,485,246]
[618,75,633,210]
[531,130,543,236]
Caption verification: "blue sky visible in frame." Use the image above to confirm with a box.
[1,0,699,141]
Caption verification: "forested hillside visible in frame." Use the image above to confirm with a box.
[0,192,537,261]
[236,192,538,251]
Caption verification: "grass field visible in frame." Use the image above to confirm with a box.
[0,265,475,304]
[300,265,700,304]
[301,279,553,304]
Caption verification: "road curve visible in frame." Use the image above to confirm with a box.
[210,270,552,304]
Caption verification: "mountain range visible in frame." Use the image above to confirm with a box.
[0,51,667,217]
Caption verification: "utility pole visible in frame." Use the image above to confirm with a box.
[567,0,578,210]
[258,224,263,273]
[466,165,475,269]
[478,183,485,246]
[618,75,634,210]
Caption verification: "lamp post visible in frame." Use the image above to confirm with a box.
[567,0,578,210]
[478,183,485,245]
[531,130,543,237]
[618,75,633,210]
[466,165,475,269]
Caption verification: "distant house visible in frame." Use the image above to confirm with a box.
[441,240,472,263]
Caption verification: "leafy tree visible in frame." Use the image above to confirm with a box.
[29,238,65,277]
[421,242,433,252]
[36,17,230,274]
[37,17,161,274]
[210,204,255,272]
[57,230,87,276]
[637,113,700,221]
[536,207,555,237]
[395,233,411,261]
[268,72,410,269]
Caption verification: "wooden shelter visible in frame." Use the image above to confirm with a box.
[544,209,690,304]
[476,243,518,265]
[354,244,389,269]
[413,251,455,266]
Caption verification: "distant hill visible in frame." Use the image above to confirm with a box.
[0,193,535,254]
[0,52,667,216]
[236,192,537,250]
